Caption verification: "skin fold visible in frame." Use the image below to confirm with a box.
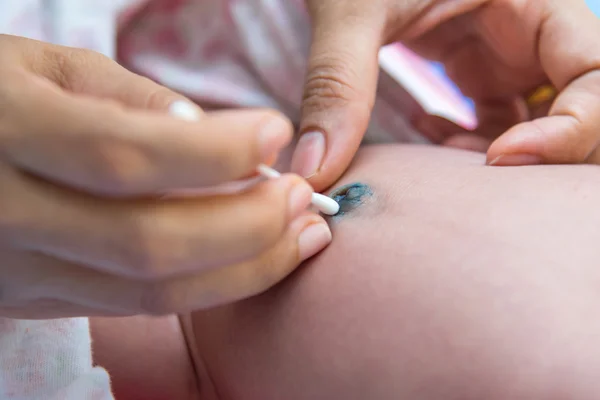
[92,144,600,400]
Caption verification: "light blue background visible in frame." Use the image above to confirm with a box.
[587,0,600,16]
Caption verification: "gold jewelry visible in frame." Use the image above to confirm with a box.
[526,84,557,107]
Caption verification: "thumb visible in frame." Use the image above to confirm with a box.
[18,36,195,113]
[292,4,384,191]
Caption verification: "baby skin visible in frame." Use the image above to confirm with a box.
[92,144,600,400]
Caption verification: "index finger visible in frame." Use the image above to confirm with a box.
[0,72,293,196]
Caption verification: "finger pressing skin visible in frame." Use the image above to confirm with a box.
[2,164,314,279]
[4,214,331,316]
[412,113,497,154]
[486,0,600,166]
[293,2,384,191]
[487,72,600,166]
[442,133,492,153]
[435,97,525,153]
[0,73,293,194]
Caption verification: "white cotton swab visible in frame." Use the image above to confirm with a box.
[255,164,340,215]
[168,101,340,216]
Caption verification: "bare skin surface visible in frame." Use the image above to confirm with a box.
[93,144,600,400]
[90,316,200,400]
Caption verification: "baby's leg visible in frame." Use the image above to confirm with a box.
[185,145,600,400]
[90,316,200,400]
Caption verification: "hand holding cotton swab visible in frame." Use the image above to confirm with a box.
[168,101,340,216]
[255,165,339,215]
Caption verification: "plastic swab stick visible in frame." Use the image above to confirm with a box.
[256,165,340,215]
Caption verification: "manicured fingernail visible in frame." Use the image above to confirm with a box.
[488,154,542,166]
[169,100,202,121]
[259,117,293,161]
[291,131,326,178]
[298,222,332,261]
[288,179,314,219]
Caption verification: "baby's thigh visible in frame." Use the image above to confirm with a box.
[187,147,600,400]
[90,315,200,400]
[189,245,600,400]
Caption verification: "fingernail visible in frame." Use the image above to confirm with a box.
[488,154,543,166]
[259,117,293,161]
[169,100,202,121]
[298,222,332,261]
[291,131,326,178]
[288,179,314,219]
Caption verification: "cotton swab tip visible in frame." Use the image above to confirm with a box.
[312,192,340,216]
[257,164,340,216]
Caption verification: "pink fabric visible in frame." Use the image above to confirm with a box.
[0,1,475,398]
[116,0,475,142]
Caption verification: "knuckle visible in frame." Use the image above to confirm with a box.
[41,46,111,90]
[42,49,71,89]
[529,116,589,163]
[303,61,357,111]
[302,56,373,119]
[143,85,179,110]
[560,115,591,162]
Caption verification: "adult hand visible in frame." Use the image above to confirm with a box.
[0,35,331,319]
[295,0,600,191]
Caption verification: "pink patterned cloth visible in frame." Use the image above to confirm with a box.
[0,1,475,399]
